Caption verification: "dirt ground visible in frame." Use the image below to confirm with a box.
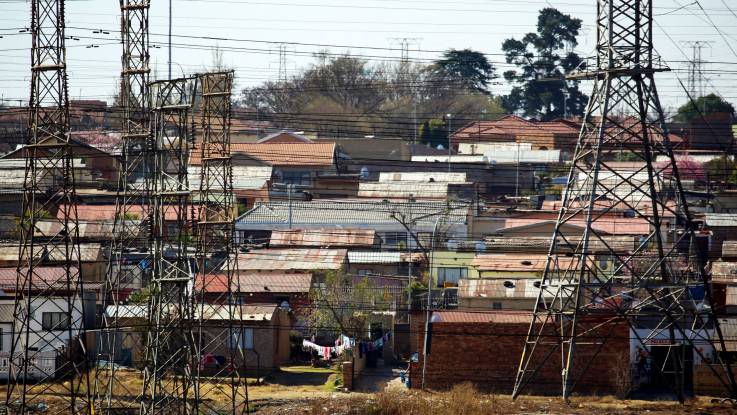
[252,389,737,415]
[3,365,736,414]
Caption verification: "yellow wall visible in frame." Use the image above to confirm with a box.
[429,251,479,287]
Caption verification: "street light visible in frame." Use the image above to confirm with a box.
[446,113,452,174]
[422,212,447,390]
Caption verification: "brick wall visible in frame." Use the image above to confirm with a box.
[409,312,630,395]
[694,364,737,397]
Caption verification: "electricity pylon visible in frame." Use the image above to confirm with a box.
[513,0,737,401]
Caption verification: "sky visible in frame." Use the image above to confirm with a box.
[2,0,737,113]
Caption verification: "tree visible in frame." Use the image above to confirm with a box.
[239,52,507,138]
[306,271,386,339]
[429,49,495,94]
[502,8,586,120]
[419,118,448,148]
[675,93,735,123]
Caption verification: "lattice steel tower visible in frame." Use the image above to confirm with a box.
[513,0,737,400]
[93,0,152,411]
[192,71,249,414]
[139,77,198,415]
[5,0,92,412]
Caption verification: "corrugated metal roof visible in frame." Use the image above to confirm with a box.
[199,304,277,321]
[0,267,81,291]
[0,302,14,323]
[471,254,550,272]
[471,254,590,274]
[348,251,402,264]
[431,310,532,324]
[0,243,101,262]
[716,317,737,352]
[705,214,737,228]
[237,199,469,228]
[501,216,651,236]
[189,165,271,191]
[237,248,347,271]
[190,142,335,167]
[723,241,737,258]
[358,181,455,199]
[458,278,541,299]
[485,149,561,164]
[106,304,148,319]
[270,228,376,248]
[712,261,737,283]
[458,142,531,155]
[378,172,467,183]
[410,155,488,163]
[197,272,313,294]
[105,304,279,321]
[58,204,197,222]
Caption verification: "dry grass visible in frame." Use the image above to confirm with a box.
[255,383,737,415]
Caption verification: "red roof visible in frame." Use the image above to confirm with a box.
[431,310,532,324]
[196,272,313,294]
[502,215,651,235]
[190,142,335,167]
[60,204,196,222]
[0,267,81,291]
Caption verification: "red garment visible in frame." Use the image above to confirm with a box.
[323,346,331,360]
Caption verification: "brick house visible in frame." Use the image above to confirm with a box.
[199,303,291,376]
[409,310,630,395]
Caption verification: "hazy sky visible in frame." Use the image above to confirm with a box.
[2,0,737,112]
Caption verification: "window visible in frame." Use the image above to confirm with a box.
[492,302,503,310]
[437,267,466,287]
[229,328,254,350]
[381,232,407,248]
[42,312,70,331]
[282,171,311,186]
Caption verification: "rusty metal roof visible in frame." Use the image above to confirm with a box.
[712,261,737,283]
[237,248,347,271]
[431,310,532,324]
[199,304,278,321]
[0,267,81,291]
[190,142,335,167]
[458,278,542,299]
[197,272,313,294]
[502,216,651,236]
[270,228,376,248]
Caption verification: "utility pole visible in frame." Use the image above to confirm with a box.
[513,0,737,401]
[446,113,452,174]
[94,0,152,410]
[6,0,91,411]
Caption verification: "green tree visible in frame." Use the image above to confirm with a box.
[704,155,737,184]
[429,49,495,94]
[675,93,735,123]
[419,118,448,148]
[502,8,586,120]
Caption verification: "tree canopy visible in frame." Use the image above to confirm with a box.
[501,8,586,120]
[675,93,735,123]
[239,50,505,138]
[429,49,495,94]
